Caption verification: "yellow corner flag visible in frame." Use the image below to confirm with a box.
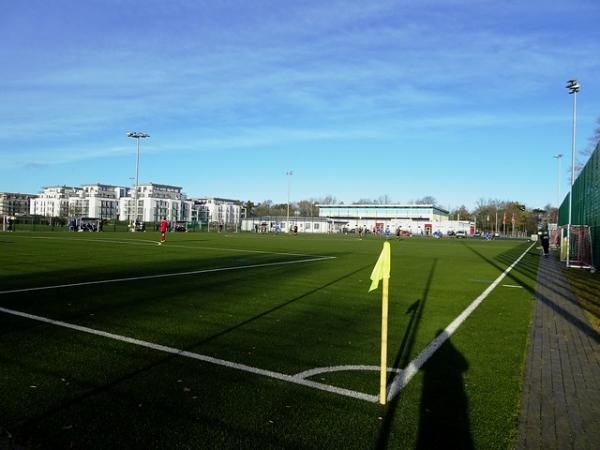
[369,241,392,405]
[369,241,391,292]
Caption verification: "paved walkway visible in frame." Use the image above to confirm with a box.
[517,254,600,449]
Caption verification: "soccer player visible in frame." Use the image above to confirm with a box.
[159,217,169,245]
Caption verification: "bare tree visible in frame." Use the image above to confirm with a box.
[543,204,559,224]
[271,203,289,216]
[243,200,255,217]
[297,199,318,216]
[316,195,338,205]
[576,117,600,171]
[353,198,374,204]
[414,196,437,205]
[450,205,471,220]
[376,194,393,204]
[254,200,273,216]
[586,116,600,151]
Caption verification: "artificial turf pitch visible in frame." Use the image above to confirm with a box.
[0,232,539,449]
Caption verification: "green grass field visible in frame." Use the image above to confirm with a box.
[0,231,539,449]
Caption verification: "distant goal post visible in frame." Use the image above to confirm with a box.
[560,225,594,269]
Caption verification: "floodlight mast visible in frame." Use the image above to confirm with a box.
[286,171,293,232]
[565,79,579,267]
[127,132,150,228]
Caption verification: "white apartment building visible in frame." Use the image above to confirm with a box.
[0,192,37,217]
[192,197,242,225]
[30,186,80,217]
[68,184,127,220]
[28,183,243,227]
[31,184,127,219]
[119,183,193,223]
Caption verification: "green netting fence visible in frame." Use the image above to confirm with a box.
[558,141,600,268]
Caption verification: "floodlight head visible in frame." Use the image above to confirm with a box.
[566,79,580,94]
[127,131,150,139]
[554,154,563,159]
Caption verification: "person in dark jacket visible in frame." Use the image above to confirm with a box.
[540,232,550,257]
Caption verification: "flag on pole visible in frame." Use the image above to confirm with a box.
[369,241,392,405]
[511,213,516,226]
[502,211,506,226]
[369,241,391,292]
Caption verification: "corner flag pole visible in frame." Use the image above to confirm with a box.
[380,275,389,405]
[369,241,391,405]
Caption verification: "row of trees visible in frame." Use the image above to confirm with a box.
[458,199,556,234]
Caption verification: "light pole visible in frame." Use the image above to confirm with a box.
[127,131,150,228]
[565,79,579,267]
[495,209,498,235]
[128,176,135,224]
[286,170,293,232]
[554,154,563,211]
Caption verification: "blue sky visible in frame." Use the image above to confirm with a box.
[1,0,599,210]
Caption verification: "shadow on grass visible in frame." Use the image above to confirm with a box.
[375,259,437,449]
[415,331,472,450]
[183,263,372,347]
[491,244,539,288]
[0,245,350,326]
[482,243,598,328]
[7,263,372,437]
[0,235,349,292]
[1,348,296,449]
[461,242,536,296]
[465,242,600,346]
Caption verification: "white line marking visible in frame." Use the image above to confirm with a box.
[9,235,325,258]
[386,241,536,402]
[502,284,523,289]
[0,256,335,295]
[0,306,377,403]
[467,278,495,284]
[295,365,402,380]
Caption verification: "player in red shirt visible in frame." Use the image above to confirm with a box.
[159,217,169,245]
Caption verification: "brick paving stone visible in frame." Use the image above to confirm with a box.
[516,255,600,450]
